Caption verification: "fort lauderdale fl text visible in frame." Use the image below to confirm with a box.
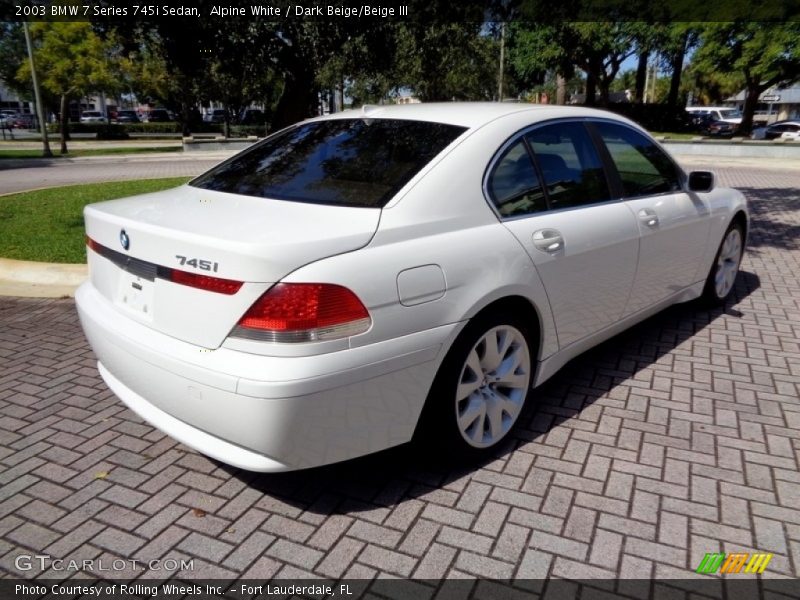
[17,583,354,597]
[211,4,408,17]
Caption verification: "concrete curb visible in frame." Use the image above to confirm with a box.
[0,258,86,298]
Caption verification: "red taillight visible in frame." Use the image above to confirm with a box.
[168,269,242,295]
[86,236,100,253]
[234,283,370,342]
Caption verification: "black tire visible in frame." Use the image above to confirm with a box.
[415,310,535,460]
[700,221,745,306]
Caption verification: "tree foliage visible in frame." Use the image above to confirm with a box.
[693,22,800,132]
[17,22,126,152]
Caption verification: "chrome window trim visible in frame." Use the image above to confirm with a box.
[482,116,619,222]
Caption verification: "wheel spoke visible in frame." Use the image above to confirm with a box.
[481,330,503,371]
[496,371,528,389]
[485,395,504,440]
[457,349,483,400]
[495,347,525,380]
[470,410,487,444]
[458,396,484,431]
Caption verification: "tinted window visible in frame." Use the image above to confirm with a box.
[593,122,681,197]
[487,140,546,217]
[525,122,610,209]
[191,119,466,208]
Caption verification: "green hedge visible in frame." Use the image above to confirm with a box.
[229,125,268,137]
[95,124,130,140]
[47,122,225,135]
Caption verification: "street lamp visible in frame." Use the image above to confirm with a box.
[22,21,52,158]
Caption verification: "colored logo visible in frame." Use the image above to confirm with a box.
[696,552,773,574]
[120,229,130,251]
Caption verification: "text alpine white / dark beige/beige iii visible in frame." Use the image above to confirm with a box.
[76,103,748,471]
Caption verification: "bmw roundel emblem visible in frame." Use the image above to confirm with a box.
[119,229,130,251]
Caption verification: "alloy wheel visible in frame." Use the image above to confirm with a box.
[455,325,531,448]
[715,228,742,299]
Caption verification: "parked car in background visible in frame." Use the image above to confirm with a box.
[203,108,227,123]
[705,120,739,137]
[686,106,743,126]
[76,103,748,472]
[116,110,140,124]
[752,120,800,140]
[240,108,265,125]
[145,109,171,122]
[80,111,108,124]
[780,128,800,141]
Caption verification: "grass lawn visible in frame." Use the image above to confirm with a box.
[0,146,182,159]
[650,132,699,140]
[0,178,190,263]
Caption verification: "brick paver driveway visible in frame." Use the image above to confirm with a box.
[1,166,799,584]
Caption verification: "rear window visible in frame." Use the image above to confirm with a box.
[190,118,467,207]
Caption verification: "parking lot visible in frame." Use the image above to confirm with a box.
[1,165,799,586]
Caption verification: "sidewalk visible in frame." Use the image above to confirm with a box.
[0,257,87,298]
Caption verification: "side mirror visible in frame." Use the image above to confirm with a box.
[688,171,715,192]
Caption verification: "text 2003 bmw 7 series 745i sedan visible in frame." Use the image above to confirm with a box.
[76,103,747,471]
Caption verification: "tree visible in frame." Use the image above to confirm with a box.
[659,23,701,109]
[692,22,800,133]
[393,23,497,101]
[17,22,124,153]
[507,23,573,103]
[0,23,31,101]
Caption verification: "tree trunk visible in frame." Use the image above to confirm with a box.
[223,103,230,138]
[272,69,318,130]
[740,84,761,136]
[666,32,689,109]
[556,73,567,105]
[584,69,597,106]
[59,94,69,154]
[181,103,191,137]
[635,51,649,103]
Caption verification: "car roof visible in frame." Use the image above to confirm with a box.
[307,102,636,130]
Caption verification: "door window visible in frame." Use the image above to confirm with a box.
[593,122,682,198]
[525,122,611,210]
[487,140,547,217]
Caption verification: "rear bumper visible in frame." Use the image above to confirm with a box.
[76,282,456,471]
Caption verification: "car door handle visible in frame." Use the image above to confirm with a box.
[532,229,564,253]
[638,208,659,228]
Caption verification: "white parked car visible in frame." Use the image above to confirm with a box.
[80,111,108,123]
[76,103,748,472]
[685,106,743,124]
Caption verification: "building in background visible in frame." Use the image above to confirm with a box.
[727,84,800,124]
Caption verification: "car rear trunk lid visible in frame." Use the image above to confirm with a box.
[84,185,380,348]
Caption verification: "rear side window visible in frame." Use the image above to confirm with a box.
[525,122,611,210]
[191,119,467,208]
[593,122,681,197]
[487,140,547,217]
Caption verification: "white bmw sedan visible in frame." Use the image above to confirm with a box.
[76,103,748,472]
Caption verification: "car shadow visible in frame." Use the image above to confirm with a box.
[224,271,760,514]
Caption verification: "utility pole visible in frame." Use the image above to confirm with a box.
[497,22,506,102]
[23,21,52,158]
